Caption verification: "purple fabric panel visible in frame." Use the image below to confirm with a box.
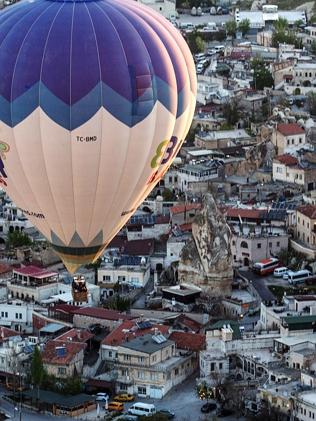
[11,3,61,100]
[97,0,153,101]
[41,2,73,104]
[0,1,47,100]
[87,1,133,101]
[70,2,101,104]
[111,2,175,88]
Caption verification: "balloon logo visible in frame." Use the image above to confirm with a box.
[0,0,196,272]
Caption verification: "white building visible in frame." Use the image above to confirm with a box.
[137,0,176,19]
[295,391,316,421]
[235,6,306,29]
[98,256,150,289]
[0,301,33,333]
[165,234,190,267]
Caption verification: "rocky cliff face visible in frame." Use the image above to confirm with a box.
[178,194,232,296]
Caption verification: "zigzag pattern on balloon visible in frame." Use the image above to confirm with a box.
[0,78,190,129]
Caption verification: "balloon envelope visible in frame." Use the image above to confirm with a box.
[0,0,196,272]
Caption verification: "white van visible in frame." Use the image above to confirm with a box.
[273,267,288,278]
[128,403,156,417]
[287,270,311,285]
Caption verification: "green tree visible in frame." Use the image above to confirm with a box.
[225,20,237,37]
[251,58,274,90]
[106,294,130,311]
[311,40,316,55]
[63,376,82,395]
[162,188,175,201]
[197,381,214,401]
[222,98,242,126]
[307,91,316,115]
[274,17,288,32]
[30,346,44,399]
[6,230,32,249]
[186,31,205,54]
[238,19,250,36]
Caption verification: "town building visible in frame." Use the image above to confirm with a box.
[115,333,196,398]
[42,340,86,379]
[272,123,306,155]
[293,205,316,256]
[7,266,59,302]
[195,129,253,151]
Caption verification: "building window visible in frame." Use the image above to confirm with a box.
[123,354,131,361]
[19,313,22,319]
[121,369,128,376]
[103,275,111,281]
[1,312,3,317]
[138,387,146,395]
[219,363,223,370]
[257,243,262,249]
[120,384,128,391]
[109,351,112,358]
[211,362,215,371]
[240,241,248,249]
[150,372,158,381]
[15,313,18,319]
[5,312,7,318]
[269,242,272,248]
[137,371,145,379]
[138,356,144,363]
[277,241,280,247]
[58,367,66,375]
[174,368,179,375]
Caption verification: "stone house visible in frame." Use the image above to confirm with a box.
[115,333,196,399]
[295,205,316,251]
[73,307,132,330]
[272,123,306,155]
[42,340,86,379]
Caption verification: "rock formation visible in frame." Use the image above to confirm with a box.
[178,194,232,296]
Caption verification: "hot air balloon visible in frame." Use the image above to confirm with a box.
[0,0,196,273]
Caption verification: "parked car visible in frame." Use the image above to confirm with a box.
[113,393,135,402]
[108,401,124,412]
[201,403,217,413]
[113,416,138,421]
[157,409,175,419]
[273,266,288,278]
[95,393,109,402]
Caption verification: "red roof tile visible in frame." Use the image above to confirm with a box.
[169,331,206,351]
[275,154,298,166]
[225,208,266,220]
[121,239,154,256]
[75,307,132,321]
[179,223,192,232]
[102,320,169,346]
[297,204,316,219]
[277,123,305,136]
[52,304,81,314]
[42,340,86,365]
[13,265,57,278]
[176,314,202,332]
[170,203,201,215]
[55,328,94,343]
[0,327,20,341]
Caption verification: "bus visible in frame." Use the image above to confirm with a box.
[253,258,280,276]
[287,270,311,285]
